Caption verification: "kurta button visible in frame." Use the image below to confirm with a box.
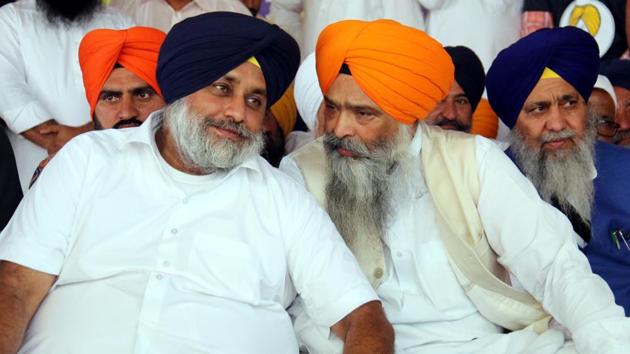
[373,267,384,279]
[156,274,163,280]
[170,228,178,235]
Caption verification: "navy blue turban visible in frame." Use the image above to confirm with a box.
[445,46,485,112]
[486,27,599,129]
[157,12,300,106]
[600,59,630,91]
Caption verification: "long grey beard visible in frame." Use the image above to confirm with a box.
[324,126,415,256]
[510,123,595,223]
[163,98,264,174]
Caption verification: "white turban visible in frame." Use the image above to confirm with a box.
[594,74,618,107]
[294,52,323,132]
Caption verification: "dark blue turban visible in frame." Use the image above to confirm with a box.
[157,12,300,106]
[600,59,630,91]
[445,46,486,112]
[486,27,599,129]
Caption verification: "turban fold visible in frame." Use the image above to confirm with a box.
[600,59,630,91]
[486,27,599,129]
[594,74,618,107]
[270,83,297,137]
[79,27,166,116]
[315,19,454,125]
[294,52,322,132]
[471,99,498,139]
[157,12,300,106]
[445,46,486,112]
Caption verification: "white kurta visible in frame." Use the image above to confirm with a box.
[0,112,377,354]
[0,0,133,192]
[280,126,630,354]
[268,0,428,59]
[108,0,251,32]
[424,0,522,73]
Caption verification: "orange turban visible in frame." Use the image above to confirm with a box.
[315,19,454,124]
[270,83,297,137]
[79,27,166,117]
[471,99,499,139]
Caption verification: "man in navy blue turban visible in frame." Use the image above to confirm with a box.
[0,12,394,354]
[426,45,485,132]
[487,27,630,316]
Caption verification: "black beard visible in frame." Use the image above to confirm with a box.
[37,0,101,25]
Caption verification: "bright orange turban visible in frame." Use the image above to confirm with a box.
[315,19,454,124]
[79,27,166,116]
[471,99,499,139]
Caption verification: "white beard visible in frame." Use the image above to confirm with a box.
[510,123,595,223]
[324,125,418,253]
[162,98,264,174]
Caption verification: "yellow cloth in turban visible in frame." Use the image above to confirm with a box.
[270,83,297,137]
[315,19,454,124]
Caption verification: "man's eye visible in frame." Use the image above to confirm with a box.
[456,98,469,105]
[213,84,229,94]
[102,95,119,103]
[247,96,262,108]
[136,91,152,100]
[564,100,577,108]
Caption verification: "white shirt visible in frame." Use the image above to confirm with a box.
[268,0,429,60]
[280,126,630,354]
[0,112,377,354]
[109,0,251,32]
[424,0,522,73]
[0,0,133,192]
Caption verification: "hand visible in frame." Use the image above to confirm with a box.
[20,120,57,151]
[38,122,93,155]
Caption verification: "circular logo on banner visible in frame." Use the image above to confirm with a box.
[559,0,615,57]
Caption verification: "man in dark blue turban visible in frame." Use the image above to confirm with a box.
[487,26,630,316]
[426,45,485,133]
[0,12,394,354]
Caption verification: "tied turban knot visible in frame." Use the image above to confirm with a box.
[79,27,166,117]
[157,12,300,107]
[315,19,454,125]
[486,27,599,129]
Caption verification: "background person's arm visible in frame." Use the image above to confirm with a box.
[0,261,55,354]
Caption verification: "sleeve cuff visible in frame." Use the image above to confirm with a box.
[3,101,52,134]
[0,238,64,276]
[309,283,379,328]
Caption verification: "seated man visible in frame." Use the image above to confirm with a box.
[487,27,630,315]
[600,59,630,147]
[0,13,392,354]
[281,19,629,353]
[29,26,166,186]
[589,75,618,144]
[425,45,485,133]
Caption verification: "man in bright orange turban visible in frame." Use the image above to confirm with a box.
[281,19,630,354]
[79,26,166,130]
[30,27,167,186]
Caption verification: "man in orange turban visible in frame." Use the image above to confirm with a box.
[79,26,166,130]
[281,19,630,353]
[30,27,166,186]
